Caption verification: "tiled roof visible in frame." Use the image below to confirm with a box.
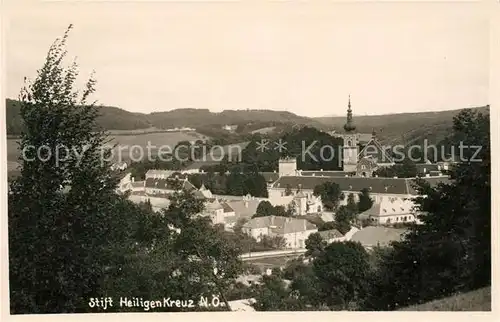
[358,139,394,164]
[206,199,223,210]
[226,199,262,219]
[145,178,197,191]
[243,216,317,234]
[351,227,407,247]
[270,176,450,195]
[145,169,175,178]
[221,202,235,213]
[192,190,207,199]
[318,229,344,239]
[301,171,350,177]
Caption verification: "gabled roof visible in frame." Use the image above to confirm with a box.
[145,169,175,178]
[301,171,350,177]
[145,177,196,191]
[226,199,262,219]
[243,216,317,233]
[221,202,235,213]
[358,138,394,164]
[351,226,407,247]
[206,199,224,211]
[270,176,451,195]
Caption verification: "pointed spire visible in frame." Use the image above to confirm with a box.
[343,94,356,132]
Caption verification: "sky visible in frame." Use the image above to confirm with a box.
[4,1,490,118]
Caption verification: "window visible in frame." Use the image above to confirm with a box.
[361,165,366,170]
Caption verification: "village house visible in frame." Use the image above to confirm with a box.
[358,196,420,225]
[241,216,318,249]
[351,226,407,250]
[318,229,345,243]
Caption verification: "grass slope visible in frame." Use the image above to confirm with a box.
[398,287,491,311]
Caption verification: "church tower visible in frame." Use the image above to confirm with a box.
[342,95,358,172]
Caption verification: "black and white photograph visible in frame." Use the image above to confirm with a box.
[1,0,496,318]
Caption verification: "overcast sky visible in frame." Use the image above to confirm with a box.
[4,1,490,117]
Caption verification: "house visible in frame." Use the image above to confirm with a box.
[225,195,262,220]
[145,169,175,180]
[351,226,407,249]
[268,173,451,217]
[318,229,345,243]
[358,196,420,225]
[203,199,225,224]
[144,176,197,195]
[242,216,318,249]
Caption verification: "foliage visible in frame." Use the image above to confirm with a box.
[188,172,268,198]
[8,27,245,313]
[252,275,304,311]
[8,26,149,313]
[373,159,417,178]
[363,108,490,310]
[254,201,275,217]
[357,188,374,213]
[252,201,293,218]
[313,241,371,310]
[313,182,344,211]
[334,206,356,235]
[305,233,327,258]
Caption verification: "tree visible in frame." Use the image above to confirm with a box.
[357,188,374,213]
[346,193,358,214]
[305,233,327,258]
[313,241,371,310]
[364,108,491,310]
[313,182,344,211]
[253,200,275,218]
[8,25,148,313]
[334,206,355,235]
[252,275,304,311]
[373,159,417,178]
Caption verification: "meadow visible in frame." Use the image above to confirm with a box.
[6,131,207,165]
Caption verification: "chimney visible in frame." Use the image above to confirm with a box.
[320,169,323,172]
[244,200,248,208]
[131,177,135,183]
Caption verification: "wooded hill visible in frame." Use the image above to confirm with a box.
[5,99,325,136]
[315,105,490,146]
[6,98,488,148]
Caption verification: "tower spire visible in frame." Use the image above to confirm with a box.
[343,94,356,132]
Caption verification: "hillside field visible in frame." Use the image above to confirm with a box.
[6,131,206,165]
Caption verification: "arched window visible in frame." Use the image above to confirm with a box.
[347,140,352,147]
